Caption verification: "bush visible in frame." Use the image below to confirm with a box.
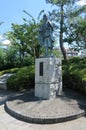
[0,68,20,76]
[62,57,86,94]
[7,66,35,91]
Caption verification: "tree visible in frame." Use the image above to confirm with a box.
[4,46,18,68]
[64,16,86,51]
[23,10,44,58]
[6,11,42,61]
[76,18,86,45]
[45,0,86,59]
[0,48,5,70]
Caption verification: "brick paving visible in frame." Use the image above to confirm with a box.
[5,89,86,124]
[0,89,86,130]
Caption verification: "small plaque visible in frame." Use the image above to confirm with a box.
[39,62,43,76]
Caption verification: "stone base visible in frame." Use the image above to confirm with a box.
[35,83,62,99]
[35,57,62,99]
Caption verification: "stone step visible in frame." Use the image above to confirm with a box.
[0,82,7,90]
[0,73,13,90]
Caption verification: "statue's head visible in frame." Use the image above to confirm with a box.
[43,14,48,22]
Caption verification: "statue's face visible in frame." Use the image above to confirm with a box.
[43,14,48,22]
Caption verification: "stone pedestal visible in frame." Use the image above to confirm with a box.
[35,57,62,99]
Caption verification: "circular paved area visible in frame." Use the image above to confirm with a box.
[5,89,86,124]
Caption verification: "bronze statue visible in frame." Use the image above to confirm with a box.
[39,14,54,57]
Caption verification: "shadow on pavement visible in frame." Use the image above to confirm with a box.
[0,89,15,105]
[59,88,86,115]
[6,88,86,115]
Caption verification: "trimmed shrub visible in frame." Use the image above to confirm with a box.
[62,57,86,94]
[7,66,35,91]
[0,68,20,76]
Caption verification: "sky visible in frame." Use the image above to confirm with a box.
[0,0,86,34]
[0,0,53,34]
[0,0,86,45]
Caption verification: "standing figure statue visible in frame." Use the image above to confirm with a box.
[39,14,54,57]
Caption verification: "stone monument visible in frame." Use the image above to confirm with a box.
[35,14,62,99]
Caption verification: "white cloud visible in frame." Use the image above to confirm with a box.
[2,40,10,45]
[77,0,86,6]
[0,35,4,40]
[0,35,11,46]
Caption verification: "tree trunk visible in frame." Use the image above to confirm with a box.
[59,4,67,60]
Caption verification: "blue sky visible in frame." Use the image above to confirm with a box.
[0,0,54,34]
[0,0,86,34]
[0,0,86,46]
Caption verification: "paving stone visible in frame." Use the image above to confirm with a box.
[5,88,86,124]
[0,89,86,130]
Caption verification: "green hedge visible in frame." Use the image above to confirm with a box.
[62,57,86,94]
[7,66,35,91]
[0,68,20,76]
[4,57,86,94]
